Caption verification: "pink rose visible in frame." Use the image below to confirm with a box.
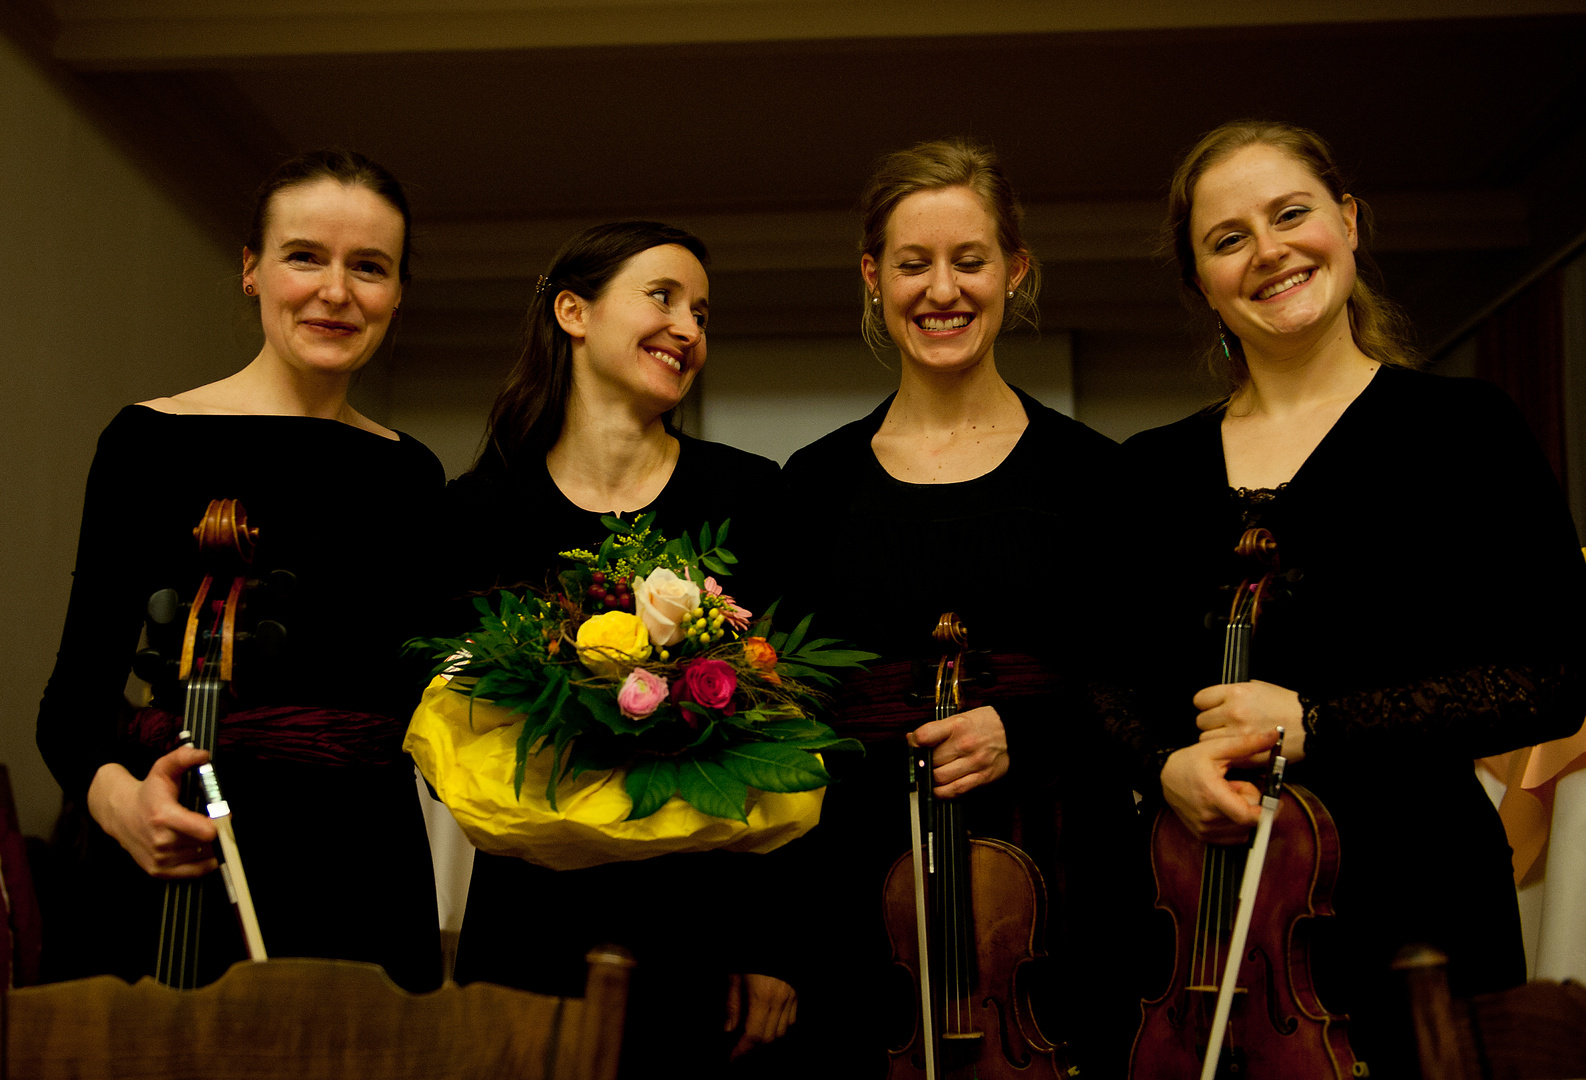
[616,667,668,720]
[669,658,738,725]
[702,576,752,630]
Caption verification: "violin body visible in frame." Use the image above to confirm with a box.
[883,612,1072,1080]
[884,838,1068,1079]
[1132,784,1358,1079]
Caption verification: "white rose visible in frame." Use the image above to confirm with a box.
[632,567,700,647]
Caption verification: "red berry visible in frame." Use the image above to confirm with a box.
[591,571,606,584]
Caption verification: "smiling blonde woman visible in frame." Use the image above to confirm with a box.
[770,139,1141,1077]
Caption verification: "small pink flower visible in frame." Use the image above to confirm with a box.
[617,667,668,720]
[702,577,752,631]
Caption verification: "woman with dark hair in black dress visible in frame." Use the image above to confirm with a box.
[37,150,443,991]
[445,221,796,1075]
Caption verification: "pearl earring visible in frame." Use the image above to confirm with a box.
[1007,290,1014,298]
[871,295,880,304]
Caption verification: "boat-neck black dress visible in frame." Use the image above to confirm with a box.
[444,433,788,1078]
[1115,365,1586,1076]
[770,389,1144,1077]
[37,405,446,990]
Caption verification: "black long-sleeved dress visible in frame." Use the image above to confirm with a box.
[444,433,787,1078]
[1114,365,1586,1076]
[769,389,1144,1078]
[36,405,444,990]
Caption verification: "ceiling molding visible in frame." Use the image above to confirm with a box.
[410,192,1530,281]
[48,0,1586,67]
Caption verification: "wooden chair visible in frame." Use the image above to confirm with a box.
[1394,943,1586,1080]
[3,946,634,1080]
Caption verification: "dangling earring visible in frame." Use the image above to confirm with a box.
[1216,315,1232,360]
[243,283,255,296]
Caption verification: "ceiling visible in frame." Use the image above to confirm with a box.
[11,0,1586,390]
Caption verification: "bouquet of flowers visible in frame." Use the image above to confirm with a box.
[408,513,871,832]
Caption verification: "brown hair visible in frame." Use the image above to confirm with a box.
[245,149,413,283]
[470,221,709,478]
[858,138,1041,350]
[1165,120,1419,389]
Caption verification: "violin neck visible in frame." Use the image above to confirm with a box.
[1221,619,1251,685]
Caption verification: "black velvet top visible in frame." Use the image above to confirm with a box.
[771,389,1143,1076]
[35,404,446,990]
[38,405,447,798]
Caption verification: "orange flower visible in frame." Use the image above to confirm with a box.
[743,636,780,684]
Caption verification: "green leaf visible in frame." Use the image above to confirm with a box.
[601,514,631,534]
[544,725,578,809]
[512,715,539,800]
[715,549,739,565]
[625,758,680,820]
[699,522,714,551]
[781,612,814,655]
[701,555,728,576]
[677,759,749,822]
[635,511,657,533]
[718,742,831,792]
[715,519,731,547]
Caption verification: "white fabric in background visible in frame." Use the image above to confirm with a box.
[1534,768,1586,982]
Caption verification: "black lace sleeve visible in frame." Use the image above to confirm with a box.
[1090,680,1176,794]
[1303,659,1584,764]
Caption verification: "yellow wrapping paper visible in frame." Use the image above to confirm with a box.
[404,676,825,870]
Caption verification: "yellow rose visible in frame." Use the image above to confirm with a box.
[575,611,652,677]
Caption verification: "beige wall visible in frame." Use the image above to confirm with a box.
[1,32,246,835]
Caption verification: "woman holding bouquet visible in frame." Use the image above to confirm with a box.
[1111,120,1586,1075]
[771,139,1141,1076]
[445,222,796,1074]
[36,149,443,990]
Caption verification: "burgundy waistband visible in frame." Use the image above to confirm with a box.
[127,705,406,768]
[835,652,1065,744]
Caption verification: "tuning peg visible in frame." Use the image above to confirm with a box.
[237,620,287,658]
[132,648,174,684]
[247,569,296,600]
[147,588,183,625]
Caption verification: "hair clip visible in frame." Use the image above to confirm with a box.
[534,274,550,298]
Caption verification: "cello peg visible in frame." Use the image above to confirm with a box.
[132,647,174,684]
[237,620,287,658]
[147,588,183,625]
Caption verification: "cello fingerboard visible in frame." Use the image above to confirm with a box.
[153,628,226,989]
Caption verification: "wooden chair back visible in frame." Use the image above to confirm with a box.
[3,945,634,1080]
[1394,943,1586,1080]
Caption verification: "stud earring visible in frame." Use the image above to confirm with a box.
[243,283,255,296]
[1007,289,1014,298]
[871,294,880,304]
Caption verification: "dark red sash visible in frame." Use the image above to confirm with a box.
[834,652,1065,743]
[127,705,406,768]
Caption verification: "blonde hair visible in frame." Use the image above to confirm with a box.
[1165,120,1419,390]
[858,138,1041,351]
